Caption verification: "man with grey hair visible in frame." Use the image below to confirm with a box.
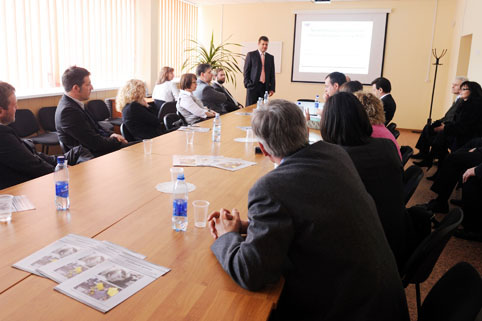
[413,76,468,159]
[208,99,410,321]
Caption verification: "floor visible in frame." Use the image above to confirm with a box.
[398,129,482,320]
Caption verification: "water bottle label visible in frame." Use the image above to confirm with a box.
[172,199,187,217]
[314,102,319,108]
[55,181,69,198]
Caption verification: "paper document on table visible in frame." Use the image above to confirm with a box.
[55,254,170,313]
[12,195,35,212]
[173,155,256,171]
[178,126,210,133]
[12,234,101,275]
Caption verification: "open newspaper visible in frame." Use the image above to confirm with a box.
[173,155,256,171]
[55,254,169,313]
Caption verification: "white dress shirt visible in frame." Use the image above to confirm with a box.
[177,90,209,124]
[152,81,180,102]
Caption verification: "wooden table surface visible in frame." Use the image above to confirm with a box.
[0,107,300,320]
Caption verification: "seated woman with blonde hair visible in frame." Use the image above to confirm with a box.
[177,73,216,125]
[116,79,164,140]
[355,91,401,160]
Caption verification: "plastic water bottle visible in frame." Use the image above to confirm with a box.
[257,97,263,109]
[314,95,320,109]
[54,156,70,210]
[263,91,269,104]
[172,174,188,232]
[212,113,221,142]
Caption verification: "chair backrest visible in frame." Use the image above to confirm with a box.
[393,129,400,139]
[38,106,57,132]
[400,145,414,167]
[401,208,463,287]
[104,98,115,115]
[418,262,482,321]
[164,113,183,130]
[154,99,165,110]
[86,100,110,121]
[8,109,39,137]
[158,101,177,121]
[403,165,424,205]
[120,123,135,142]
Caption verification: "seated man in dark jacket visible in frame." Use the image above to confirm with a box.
[0,82,92,190]
[208,99,410,321]
[55,66,128,157]
[192,64,227,114]
[212,68,243,113]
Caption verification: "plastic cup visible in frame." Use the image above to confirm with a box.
[193,200,209,228]
[246,128,254,142]
[185,130,194,145]
[0,195,14,223]
[143,139,152,155]
[170,167,184,183]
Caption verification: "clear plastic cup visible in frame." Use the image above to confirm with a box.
[143,139,152,155]
[192,200,209,228]
[185,131,194,145]
[0,195,14,223]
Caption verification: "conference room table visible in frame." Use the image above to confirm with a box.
[0,106,321,320]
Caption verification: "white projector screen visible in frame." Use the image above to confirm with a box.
[292,10,389,85]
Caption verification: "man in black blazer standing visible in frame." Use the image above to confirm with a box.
[208,99,410,321]
[243,36,275,106]
[55,66,128,157]
[212,68,243,112]
[372,77,396,125]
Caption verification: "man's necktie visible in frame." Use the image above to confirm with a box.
[260,53,265,84]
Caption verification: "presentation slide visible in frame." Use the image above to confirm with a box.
[291,11,389,84]
[299,21,373,74]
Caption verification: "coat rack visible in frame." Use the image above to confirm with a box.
[427,48,447,125]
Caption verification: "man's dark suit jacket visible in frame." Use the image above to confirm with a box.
[212,82,240,112]
[343,137,408,270]
[243,50,275,106]
[382,93,397,125]
[0,125,56,190]
[122,102,164,140]
[211,141,409,321]
[192,79,226,114]
[55,95,123,157]
[444,96,482,149]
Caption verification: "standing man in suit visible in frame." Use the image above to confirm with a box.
[208,99,410,321]
[193,63,227,114]
[55,66,128,157]
[244,36,275,106]
[212,68,243,112]
[412,76,468,159]
[0,81,91,189]
[372,77,396,125]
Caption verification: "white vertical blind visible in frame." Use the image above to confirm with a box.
[0,0,136,94]
[159,0,198,76]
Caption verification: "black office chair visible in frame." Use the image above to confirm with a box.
[403,165,424,205]
[158,101,177,121]
[120,123,135,142]
[86,100,121,130]
[164,113,183,130]
[9,109,59,153]
[418,261,482,321]
[154,99,165,110]
[401,208,464,316]
[37,106,60,153]
[400,145,414,167]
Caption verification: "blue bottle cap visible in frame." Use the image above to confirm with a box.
[177,174,185,180]
[57,156,65,164]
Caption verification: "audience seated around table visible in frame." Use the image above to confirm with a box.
[116,79,164,141]
[371,77,397,125]
[320,92,409,270]
[55,66,128,157]
[177,73,216,125]
[208,99,410,321]
[355,91,402,160]
[151,66,179,106]
[0,81,92,190]
[414,81,482,168]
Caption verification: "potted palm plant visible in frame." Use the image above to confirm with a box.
[182,33,245,86]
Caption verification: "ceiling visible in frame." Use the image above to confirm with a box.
[192,0,406,6]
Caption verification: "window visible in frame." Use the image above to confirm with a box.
[0,0,136,96]
[159,0,198,77]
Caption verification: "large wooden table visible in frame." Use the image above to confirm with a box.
[0,107,313,320]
